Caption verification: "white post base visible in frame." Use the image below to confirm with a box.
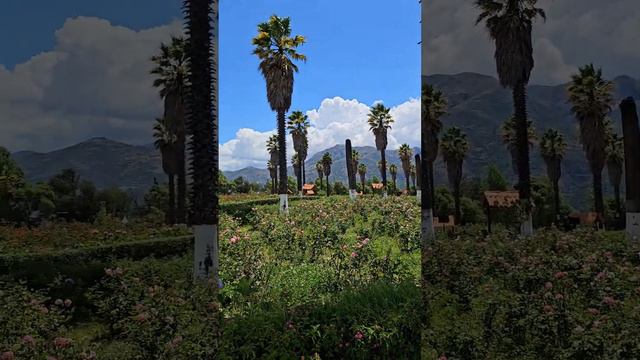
[193,224,219,285]
[383,191,388,198]
[520,213,534,236]
[349,189,357,200]
[279,194,289,214]
[416,190,422,204]
[421,208,435,244]
[627,212,640,242]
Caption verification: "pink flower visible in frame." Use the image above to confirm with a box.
[350,252,358,258]
[167,335,183,349]
[595,271,606,281]
[21,335,35,346]
[286,320,294,330]
[438,356,448,360]
[544,282,553,290]
[586,308,600,315]
[354,331,364,340]
[555,293,564,300]
[543,305,554,315]
[602,296,617,306]
[229,236,239,244]
[554,271,568,279]
[135,313,150,322]
[54,299,63,306]
[64,299,73,308]
[105,268,114,276]
[53,337,72,349]
[1,351,15,360]
[362,238,369,245]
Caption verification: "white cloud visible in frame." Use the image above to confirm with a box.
[219,96,420,171]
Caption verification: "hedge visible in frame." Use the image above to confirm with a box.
[220,195,318,223]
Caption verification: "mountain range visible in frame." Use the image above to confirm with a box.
[10,72,640,209]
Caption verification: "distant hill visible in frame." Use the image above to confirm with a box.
[9,73,639,209]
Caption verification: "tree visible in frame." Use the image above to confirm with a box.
[398,144,413,192]
[475,0,546,235]
[377,160,387,181]
[266,134,279,188]
[292,153,301,194]
[321,152,332,196]
[441,127,470,225]
[410,164,417,190]
[48,168,81,221]
[389,164,398,194]
[267,160,277,194]
[184,0,219,282]
[358,163,367,194]
[539,129,567,222]
[486,164,508,191]
[153,117,178,224]
[288,111,310,190]
[422,84,447,205]
[315,161,324,189]
[368,103,394,196]
[252,15,306,213]
[144,182,169,216]
[606,132,624,227]
[0,147,25,221]
[568,64,614,217]
[501,115,537,177]
[351,150,360,185]
[151,36,188,223]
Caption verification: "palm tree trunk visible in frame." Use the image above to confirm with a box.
[277,110,288,213]
[168,174,176,224]
[319,176,323,189]
[614,184,622,229]
[326,175,330,196]
[514,81,533,235]
[302,162,306,186]
[553,180,561,223]
[381,149,387,196]
[593,170,604,218]
[176,140,187,223]
[297,163,302,195]
[428,162,436,208]
[361,176,365,195]
[454,183,461,225]
[405,170,410,192]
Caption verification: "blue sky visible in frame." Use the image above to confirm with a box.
[0,0,420,147]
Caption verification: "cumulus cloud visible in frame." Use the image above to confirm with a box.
[425,0,640,84]
[0,16,183,152]
[220,96,419,171]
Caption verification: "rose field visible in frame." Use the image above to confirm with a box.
[2,196,640,359]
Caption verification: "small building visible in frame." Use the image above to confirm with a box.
[483,191,520,233]
[302,183,317,196]
[568,212,603,227]
[371,183,384,193]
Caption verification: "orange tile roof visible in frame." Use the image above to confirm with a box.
[371,183,384,190]
[484,191,520,208]
[302,184,316,190]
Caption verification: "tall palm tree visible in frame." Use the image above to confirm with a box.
[184,0,219,282]
[358,163,367,194]
[501,115,537,176]
[377,160,386,180]
[441,127,470,225]
[539,129,567,222]
[266,134,279,188]
[252,15,306,213]
[153,117,178,224]
[475,0,546,236]
[321,153,332,196]
[398,144,413,191]
[422,84,447,205]
[567,64,614,217]
[368,103,394,196]
[292,152,301,194]
[267,160,277,194]
[315,161,324,189]
[151,36,189,223]
[606,132,624,227]
[410,164,417,190]
[351,150,360,188]
[288,111,310,190]
[389,164,398,194]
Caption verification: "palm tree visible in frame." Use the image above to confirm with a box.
[422,84,447,205]
[377,160,386,180]
[410,164,417,190]
[606,132,624,227]
[358,163,367,194]
[351,150,360,189]
[266,134,279,188]
[315,161,324,189]
[252,15,306,213]
[184,0,219,282]
[441,127,470,225]
[398,144,413,191]
[539,129,567,222]
[501,115,537,176]
[288,111,310,190]
[267,160,277,194]
[292,153,301,194]
[475,0,546,236]
[321,153,332,196]
[567,64,614,218]
[368,103,394,196]
[151,36,188,223]
[153,117,178,224]
[389,164,398,194]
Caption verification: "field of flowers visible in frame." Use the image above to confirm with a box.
[1,196,422,359]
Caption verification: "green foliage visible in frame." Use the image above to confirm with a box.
[487,164,509,191]
[333,181,348,195]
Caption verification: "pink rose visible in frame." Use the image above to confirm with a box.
[229,236,239,244]
[354,331,364,340]
[1,351,15,360]
[586,308,600,315]
[595,271,606,281]
[362,238,369,245]
[21,335,35,346]
[53,337,72,348]
[64,299,73,308]
[543,305,554,315]
[554,271,568,279]
[350,252,358,258]
[544,282,553,290]
[602,296,617,306]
